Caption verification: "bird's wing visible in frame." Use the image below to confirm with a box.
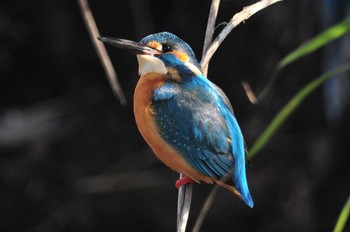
[151,81,235,178]
[212,83,250,162]
[211,83,234,114]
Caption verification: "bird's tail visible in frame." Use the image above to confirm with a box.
[230,147,254,208]
[234,171,254,208]
[215,178,254,208]
[216,95,254,208]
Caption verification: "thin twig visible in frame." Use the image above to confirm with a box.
[201,0,283,70]
[242,80,258,104]
[193,173,232,231]
[77,0,127,106]
[177,174,193,232]
[192,185,220,232]
[201,0,221,76]
[243,69,279,104]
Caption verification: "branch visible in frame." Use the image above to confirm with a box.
[201,0,221,76]
[177,174,193,232]
[77,0,127,106]
[200,0,283,70]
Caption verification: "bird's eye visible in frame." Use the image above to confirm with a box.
[162,43,172,52]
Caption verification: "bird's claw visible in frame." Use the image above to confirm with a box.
[175,176,194,189]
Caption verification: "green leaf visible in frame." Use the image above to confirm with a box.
[333,195,350,232]
[248,64,350,158]
[277,17,350,70]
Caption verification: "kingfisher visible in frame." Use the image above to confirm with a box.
[99,32,254,208]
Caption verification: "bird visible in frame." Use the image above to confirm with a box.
[98,32,254,208]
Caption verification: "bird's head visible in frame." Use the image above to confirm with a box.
[99,32,203,81]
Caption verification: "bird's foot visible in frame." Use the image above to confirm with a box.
[175,176,194,189]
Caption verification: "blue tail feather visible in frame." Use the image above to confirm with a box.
[226,110,254,208]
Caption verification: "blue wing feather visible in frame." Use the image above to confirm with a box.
[152,79,232,176]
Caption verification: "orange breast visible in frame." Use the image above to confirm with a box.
[133,73,214,184]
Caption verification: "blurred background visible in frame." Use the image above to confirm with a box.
[1,0,349,231]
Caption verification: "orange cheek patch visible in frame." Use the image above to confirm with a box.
[147,41,162,51]
[173,50,189,62]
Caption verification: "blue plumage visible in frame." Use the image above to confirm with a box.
[148,40,254,207]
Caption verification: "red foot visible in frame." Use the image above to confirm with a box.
[175,176,194,189]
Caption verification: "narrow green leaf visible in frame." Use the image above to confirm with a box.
[248,64,350,158]
[277,17,350,70]
[333,196,350,232]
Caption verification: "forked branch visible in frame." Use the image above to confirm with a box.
[200,0,283,70]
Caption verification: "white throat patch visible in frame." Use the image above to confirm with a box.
[136,55,167,76]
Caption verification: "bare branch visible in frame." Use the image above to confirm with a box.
[201,0,221,76]
[201,0,283,70]
[242,80,258,104]
[192,186,221,232]
[77,0,127,106]
[177,174,193,232]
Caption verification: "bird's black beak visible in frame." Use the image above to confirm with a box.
[98,37,159,55]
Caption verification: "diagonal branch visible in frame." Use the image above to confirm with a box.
[192,185,221,232]
[201,0,221,76]
[201,0,283,70]
[77,0,127,105]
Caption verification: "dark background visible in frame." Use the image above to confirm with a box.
[1,0,349,231]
